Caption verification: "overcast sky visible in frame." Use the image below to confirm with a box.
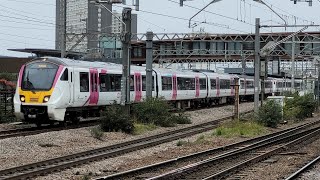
[0,0,320,57]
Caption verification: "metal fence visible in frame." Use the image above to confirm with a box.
[0,90,15,118]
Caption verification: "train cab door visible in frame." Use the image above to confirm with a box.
[89,69,99,105]
[68,67,74,105]
[74,70,90,107]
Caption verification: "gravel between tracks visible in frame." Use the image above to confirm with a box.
[240,134,320,180]
[0,102,317,180]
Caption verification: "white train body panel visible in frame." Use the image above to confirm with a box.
[14,57,305,124]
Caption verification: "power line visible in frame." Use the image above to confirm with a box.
[113,4,250,34]
[0,14,57,27]
[247,0,315,25]
[0,7,55,25]
[0,37,51,47]
[168,0,254,26]
[0,25,54,31]
[0,4,55,20]
[3,0,55,6]
[0,32,55,42]
[0,18,55,27]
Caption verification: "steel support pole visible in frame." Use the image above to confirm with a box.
[317,65,320,111]
[121,8,132,114]
[291,36,295,92]
[234,78,240,120]
[60,0,66,58]
[254,18,261,114]
[146,31,153,98]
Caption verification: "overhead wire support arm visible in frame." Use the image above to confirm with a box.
[253,0,287,27]
[188,0,222,28]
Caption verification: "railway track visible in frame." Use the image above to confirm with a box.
[96,120,320,180]
[0,120,99,140]
[146,123,320,179]
[285,155,320,180]
[0,111,253,180]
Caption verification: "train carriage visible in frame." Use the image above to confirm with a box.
[14,56,303,126]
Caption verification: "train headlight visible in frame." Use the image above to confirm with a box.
[20,95,25,102]
[43,96,50,103]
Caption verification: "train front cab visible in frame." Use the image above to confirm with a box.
[14,59,69,126]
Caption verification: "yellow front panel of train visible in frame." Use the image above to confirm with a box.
[19,88,53,103]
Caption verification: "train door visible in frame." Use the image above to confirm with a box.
[172,74,177,100]
[134,72,142,102]
[216,77,220,97]
[74,70,90,107]
[69,67,74,104]
[195,76,200,98]
[230,77,235,96]
[89,69,99,105]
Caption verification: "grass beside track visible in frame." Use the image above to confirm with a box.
[212,120,267,138]
[133,123,157,135]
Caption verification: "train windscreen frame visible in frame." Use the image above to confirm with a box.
[22,62,58,91]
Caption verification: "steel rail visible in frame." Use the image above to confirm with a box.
[0,120,98,140]
[0,111,253,180]
[285,155,320,180]
[96,120,320,180]
[203,128,320,180]
[146,125,320,179]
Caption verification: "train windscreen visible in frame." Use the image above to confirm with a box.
[22,62,58,91]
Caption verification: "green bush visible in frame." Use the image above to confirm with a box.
[133,97,172,125]
[176,140,189,146]
[132,97,191,127]
[100,104,134,134]
[283,91,299,97]
[170,113,192,125]
[133,123,157,135]
[213,121,266,137]
[90,126,104,140]
[257,100,282,128]
[284,93,316,121]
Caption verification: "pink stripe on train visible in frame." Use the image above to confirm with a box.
[18,65,25,87]
[53,65,64,87]
[172,74,177,100]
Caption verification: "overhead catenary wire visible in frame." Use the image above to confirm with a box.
[0,25,54,31]
[0,14,58,27]
[0,4,55,20]
[2,0,55,6]
[0,32,56,42]
[113,4,251,34]
[137,9,250,33]
[168,0,255,26]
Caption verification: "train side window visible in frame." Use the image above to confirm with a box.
[130,75,134,91]
[199,78,206,90]
[162,76,172,91]
[211,79,216,89]
[220,79,228,89]
[80,72,89,92]
[106,74,122,92]
[60,68,68,81]
[186,78,195,90]
[177,77,185,90]
[240,80,245,89]
[142,76,155,91]
[99,74,107,92]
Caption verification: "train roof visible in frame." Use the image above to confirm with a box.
[25,57,236,77]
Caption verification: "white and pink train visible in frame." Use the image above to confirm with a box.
[14,57,302,125]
